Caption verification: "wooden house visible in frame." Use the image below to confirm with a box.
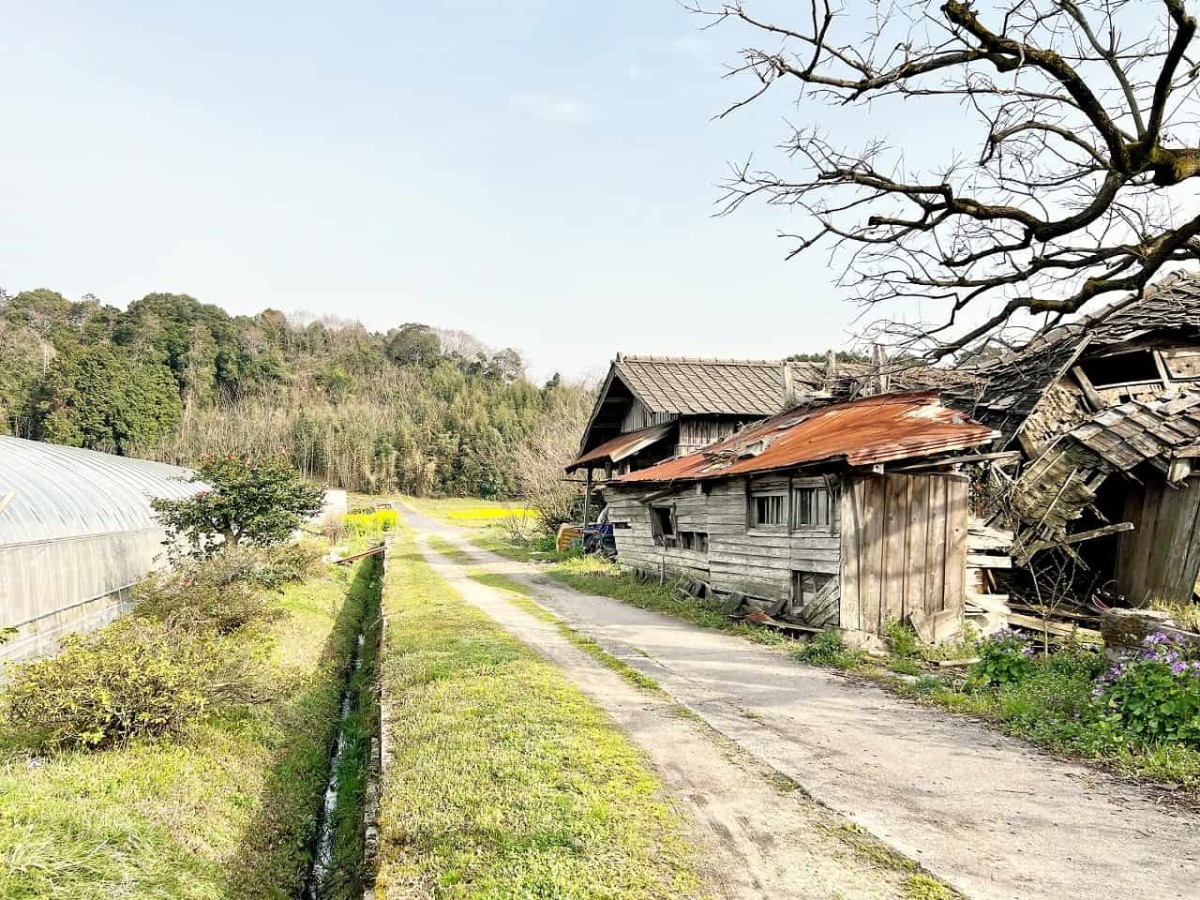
[567,356,791,481]
[599,393,997,642]
[947,272,1200,605]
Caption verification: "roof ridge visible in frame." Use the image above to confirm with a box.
[617,355,783,366]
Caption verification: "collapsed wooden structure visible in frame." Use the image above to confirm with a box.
[947,272,1200,607]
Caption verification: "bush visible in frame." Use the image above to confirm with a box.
[969,629,1036,687]
[4,621,234,751]
[794,631,864,669]
[1096,633,1200,747]
[884,620,920,658]
[134,544,321,634]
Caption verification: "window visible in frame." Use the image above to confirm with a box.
[650,506,676,546]
[679,531,709,552]
[751,493,785,527]
[1078,350,1161,388]
[792,570,836,620]
[792,486,831,529]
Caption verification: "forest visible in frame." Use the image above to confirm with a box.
[0,288,591,496]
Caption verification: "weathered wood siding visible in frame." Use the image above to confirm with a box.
[839,473,967,635]
[604,488,711,582]
[620,398,674,433]
[677,417,743,455]
[607,474,840,616]
[1116,476,1200,604]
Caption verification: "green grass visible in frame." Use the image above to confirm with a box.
[428,536,666,696]
[0,558,376,900]
[375,525,704,898]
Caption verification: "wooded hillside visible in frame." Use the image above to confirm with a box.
[0,288,590,496]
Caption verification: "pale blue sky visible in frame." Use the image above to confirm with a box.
[0,1,963,380]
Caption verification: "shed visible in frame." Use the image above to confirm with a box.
[600,393,997,641]
[0,436,197,662]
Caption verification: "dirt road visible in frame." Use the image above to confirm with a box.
[403,507,1200,900]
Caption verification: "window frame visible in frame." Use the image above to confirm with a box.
[791,569,836,616]
[749,491,787,530]
[650,505,677,547]
[790,476,839,534]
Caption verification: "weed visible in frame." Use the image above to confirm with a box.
[794,631,865,670]
[884,620,921,658]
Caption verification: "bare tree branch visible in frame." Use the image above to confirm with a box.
[696,0,1200,356]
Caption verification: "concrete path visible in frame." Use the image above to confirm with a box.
[412,533,924,900]
[403,507,1200,900]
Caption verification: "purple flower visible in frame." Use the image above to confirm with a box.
[1171,660,1188,675]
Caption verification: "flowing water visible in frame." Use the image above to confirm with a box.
[304,632,365,900]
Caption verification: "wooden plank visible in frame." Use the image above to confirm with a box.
[1009,613,1102,643]
[860,476,886,635]
[1156,479,1200,601]
[881,475,910,627]
[965,593,1011,613]
[924,477,948,616]
[905,476,931,622]
[839,478,863,633]
[944,478,968,617]
[966,554,1013,568]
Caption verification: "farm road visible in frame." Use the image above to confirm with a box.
[401,506,1200,900]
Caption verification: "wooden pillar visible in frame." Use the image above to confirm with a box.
[582,468,593,526]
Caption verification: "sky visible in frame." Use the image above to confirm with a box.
[0,1,972,381]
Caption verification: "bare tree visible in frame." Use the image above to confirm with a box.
[701,0,1200,355]
[513,385,595,532]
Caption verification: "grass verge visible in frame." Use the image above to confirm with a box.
[428,537,666,695]
[0,558,374,900]
[463,519,1200,795]
[375,524,703,898]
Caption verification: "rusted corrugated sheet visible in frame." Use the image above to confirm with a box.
[611,393,996,484]
[565,422,675,472]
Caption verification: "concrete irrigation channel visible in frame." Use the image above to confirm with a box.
[302,547,385,900]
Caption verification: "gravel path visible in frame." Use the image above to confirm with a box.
[403,507,1200,900]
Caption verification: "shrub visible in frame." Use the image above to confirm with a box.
[969,629,1036,688]
[1096,633,1200,748]
[4,621,233,751]
[794,631,864,669]
[889,657,924,676]
[135,550,270,634]
[135,544,320,634]
[153,455,325,557]
[884,621,920,658]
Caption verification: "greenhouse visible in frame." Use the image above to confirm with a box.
[0,436,198,662]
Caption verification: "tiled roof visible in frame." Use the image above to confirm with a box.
[949,270,1200,446]
[611,392,996,485]
[615,356,786,416]
[1069,393,1200,479]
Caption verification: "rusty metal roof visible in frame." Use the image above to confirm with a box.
[565,422,674,473]
[610,393,997,485]
[615,356,786,416]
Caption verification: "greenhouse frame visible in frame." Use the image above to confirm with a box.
[0,436,198,662]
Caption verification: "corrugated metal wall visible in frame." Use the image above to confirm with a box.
[0,437,198,662]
